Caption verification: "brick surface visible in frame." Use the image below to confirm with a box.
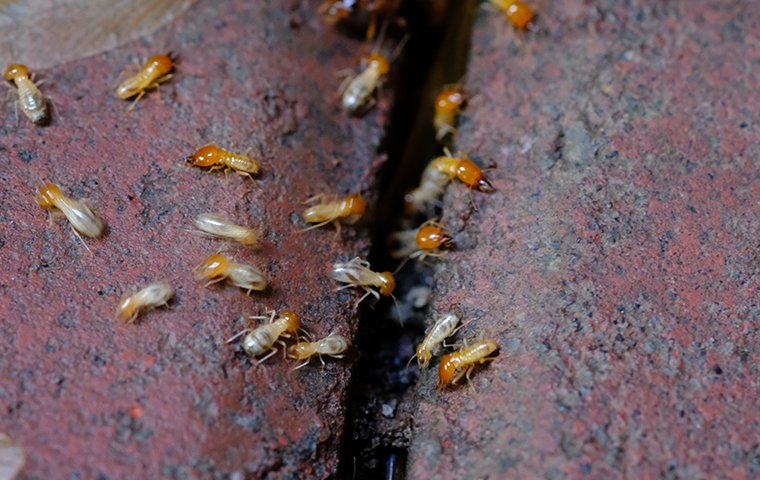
[0,1,392,478]
[408,1,760,478]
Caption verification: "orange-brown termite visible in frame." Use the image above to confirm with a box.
[116,53,175,105]
[116,281,174,324]
[186,144,261,179]
[434,85,466,141]
[36,181,106,248]
[405,150,493,211]
[193,253,268,294]
[227,309,301,364]
[390,219,453,260]
[332,257,395,305]
[341,24,407,114]
[489,0,537,30]
[4,63,48,124]
[302,192,366,231]
[289,333,349,369]
[430,149,494,192]
[410,312,460,368]
[194,213,258,246]
[439,340,498,387]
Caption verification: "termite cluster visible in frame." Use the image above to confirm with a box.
[382,0,539,387]
[7,8,540,463]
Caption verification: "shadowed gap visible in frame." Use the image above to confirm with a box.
[339,1,477,478]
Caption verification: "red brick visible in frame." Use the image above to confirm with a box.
[0,1,391,478]
[408,0,760,478]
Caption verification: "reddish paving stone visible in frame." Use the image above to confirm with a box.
[0,1,393,478]
[408,1,759,478]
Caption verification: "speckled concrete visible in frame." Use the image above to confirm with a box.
[0,1,392,478]
[408,1,760,478]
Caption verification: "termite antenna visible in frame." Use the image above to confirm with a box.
[389,33,410,62]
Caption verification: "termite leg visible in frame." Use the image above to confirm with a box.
[70,225,92,255]
[203,277,226,287]
[277,340,288,359]
[127,91,145,112]
[249,310,277,323]
[451,368,467,386]
[304,193,327,204]
[301,219,333,232]
[257,347,278,365]
[465,367,478,392]
[355,289,373,307]
[226,329,252,343]
[292,360,310,371]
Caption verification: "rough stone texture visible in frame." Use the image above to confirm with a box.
[0,1,392,478]
[408,1,759,479]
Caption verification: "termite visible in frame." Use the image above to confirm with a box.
[410,312,460,368]
[36,181,106,248]
[416,221,453,255]
[439,340,498,386]
[302,192,366,231]
[405,149,493,212]
[430,149,494,193]
[433,85,466,141]
[116,53,175,105]
[430,150,494,192]
[116,281,174,324]
[489,0,537,31]
[289,333,349,369]
[320,1,402,39]
[193,253,268,294]
[194,213,258,246]
[226,309,301,364]
[390,219,453,261]
[186,144,261,179]
[4,63,48,124]
[332,256,395,305]
[341,24,407,114]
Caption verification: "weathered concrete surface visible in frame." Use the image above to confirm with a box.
[408,0,760,478]
[0,1,392,478]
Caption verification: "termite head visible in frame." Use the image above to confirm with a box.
[344,192,367,216]
[436,87,466,112]
[116,294,139,323]
[438,352,458,385]
[193,253,230,280]
[416,225,453,251]
[505,1,535,30]
[288,341,312,360]
[36,181,61,209]
[187,144,221,167]
[378,271,395,296]
[147,54,174,75]
[280,310,301,333]
[365,52,390,75]
[416,344,432,368]
[4,64,29,81]
[456,159,494,192]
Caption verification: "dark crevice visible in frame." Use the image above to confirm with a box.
[340,1,476,479]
